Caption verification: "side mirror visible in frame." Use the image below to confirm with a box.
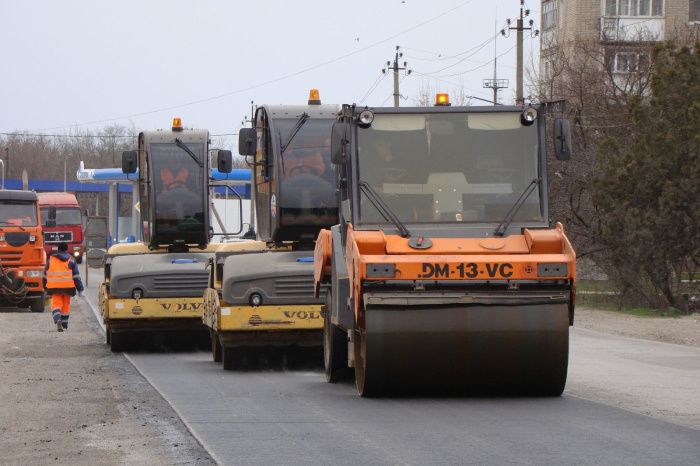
[122,150,138,174]
[331,121,351,165]
[553,119,572,161]
[238,128,257,156]
[46,206,57,228]
[217,150,233,173]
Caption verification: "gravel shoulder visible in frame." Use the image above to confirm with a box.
[575,306,700,347]
[0,298,214,465]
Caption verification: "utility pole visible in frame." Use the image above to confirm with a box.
[484,10,509,105]
[502,0,539,106]
[4,147,8,180]
[382,46,412,107]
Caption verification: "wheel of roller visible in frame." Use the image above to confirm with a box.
[222,346,241,371]
[211,330,222,363]
[353,324,379,397]
[323,290,349,383]
[109,329,129,353]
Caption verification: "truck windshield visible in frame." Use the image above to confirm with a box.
[0,201,38,227]
[356,112,543,225]
[149,142,206,237]
[40,207,81,226]
[276,118,336,226]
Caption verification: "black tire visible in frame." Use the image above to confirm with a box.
[353,327,371,397]
[29,294,45,313]
[222,346,239,371]
[109,329,130,352]
[211,331,222,363]
[76,255,83,264]
[323,290,349,383]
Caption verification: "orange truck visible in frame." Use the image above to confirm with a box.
[0,189,46,312]
[314,98,576,396]
[37,192,85,263]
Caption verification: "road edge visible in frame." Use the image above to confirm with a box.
[81,295,223,465]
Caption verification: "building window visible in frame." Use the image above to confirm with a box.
[605,0,663,16]
[543,0,558,30]
[611,52,650,73]
[691,0,700,22]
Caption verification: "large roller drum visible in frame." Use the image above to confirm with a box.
[354,302,570,397]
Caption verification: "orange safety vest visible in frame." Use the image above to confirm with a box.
[45,256,74,289]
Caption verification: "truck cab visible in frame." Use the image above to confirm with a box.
[38,192,84,263]
[0,189,46,312]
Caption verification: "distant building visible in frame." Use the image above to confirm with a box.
[539,0,700,96]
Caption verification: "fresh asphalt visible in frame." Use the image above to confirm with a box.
[82,267,700,465]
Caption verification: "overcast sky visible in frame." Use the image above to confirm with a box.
[0,0,540,145]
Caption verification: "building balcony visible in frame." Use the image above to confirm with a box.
[600,16,664,42]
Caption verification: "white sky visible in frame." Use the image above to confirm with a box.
[0,0,540,145]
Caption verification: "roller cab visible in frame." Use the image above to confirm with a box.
[203,93,339,368]
[314,102,576,396]
[100,120,235,351]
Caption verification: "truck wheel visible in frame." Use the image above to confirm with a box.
[211,331,222,363]
[29,295,46,313]
[324,290,350,383]
[76,255,83,264]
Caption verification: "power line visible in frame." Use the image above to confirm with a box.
[358,73,387,104]
[418,34,499,75]
[28,0,477,133]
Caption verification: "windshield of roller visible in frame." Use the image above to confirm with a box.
[357,112,543,224]
[0,201,38,226]
[276,118,336,226]
[150,142,206,238]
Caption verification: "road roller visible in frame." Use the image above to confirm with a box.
[203,90,339,369]
[100,118,237,351]
[313,96,576,396]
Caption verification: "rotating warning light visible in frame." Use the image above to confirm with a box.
[308,88,321,105]
[172,117,183,131]
[435,93,451,106]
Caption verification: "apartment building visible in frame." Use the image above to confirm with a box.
[540,0,699,84]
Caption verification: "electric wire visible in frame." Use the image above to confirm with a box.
[27,0,477,133]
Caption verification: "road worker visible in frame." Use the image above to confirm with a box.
[43,242,84,332]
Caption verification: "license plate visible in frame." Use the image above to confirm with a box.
[44,231,73,242]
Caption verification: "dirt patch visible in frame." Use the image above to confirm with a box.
[575,307,700,347]
[0,299,214,465]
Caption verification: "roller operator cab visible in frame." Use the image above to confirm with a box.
[99,118,235,351]
[314,98,576,396]
[203,90,339,369]
[0,190,46,312]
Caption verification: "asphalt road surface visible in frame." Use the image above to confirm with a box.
[83,268,700,465]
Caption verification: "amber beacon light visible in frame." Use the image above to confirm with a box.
[172,117,183,131]
[308,88,321,105]
[435,93,451,106]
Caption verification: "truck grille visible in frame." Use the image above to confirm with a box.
[0,251,23,264]
[152,273,209,294]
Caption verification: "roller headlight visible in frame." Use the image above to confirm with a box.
[521,107,538,126]
[358,110,374,127]
[26,270,42,278]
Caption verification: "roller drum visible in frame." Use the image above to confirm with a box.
[356,303,569,397]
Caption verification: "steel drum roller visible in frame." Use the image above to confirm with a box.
[355,303,570,396]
